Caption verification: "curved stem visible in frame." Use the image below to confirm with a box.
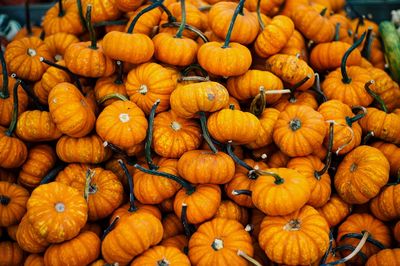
[76,0,86,30]
[0,195,10,205]
[181,203,193,238]
[127,0,163,34]
[312,73,327,103]
[5,79,21,137]
[320,7,328,16]
[315,122,334,179]
[222,0,246,48]
[334,23,341,41]
[232,189,252,196]
[25,0,32,35]
[237,250,262,266]
[321,231,335,264]
[40,57,83,91]
[118,159,138,212]
[0,48,9,99]
[361,27,373,60]
[346,105,367,126]
[365,80,388,113]
[58,0,65,17]
[145,100,160,170]
[175,0,186,38]
[256,0,264,30]
[181,63,209,78]
[227,141,258,179]
[83,169,95,202]
[362,131,374,145]
[93,19,128,27]
[160,4,176,22]
[339,232,386,250]
[161,22,209,43]
[249,86,266,117]
[97,93,128,104]
[341,31,366,84]
[114,61,123,85]
[16,77,45,111]
[134,163,196,195]
[40,163,66,184]
[289,74,312,102]
[85,5,97,49]
[198,112,218,153]
[102,216,119,240]
[180,76,209,82]
[353,15,365,41]
[256,170,284,185]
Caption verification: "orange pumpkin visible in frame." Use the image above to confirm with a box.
[214,200,249,225]
[161,235,189,253]
[44,32,80,61]
[42,0,84,35]
[82,0,121,23]
[24,254,44,266]
[16,215,49,253]
[0,241,24,266]
[369,67,400,112]
[370,181,400,221]
[371,141,400,177]
[0,181,29,227]
[132,245,190,266]
[317,194,352,227]
[366,249,400,266]
[280,30,309,61]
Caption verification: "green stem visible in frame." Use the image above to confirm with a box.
[256,170,284,185]
[134,163,196,195]
[334,23,341,41]
[0,49,9,99]
[58,0,65,17]
[365,80,388,113]
[330,246,368,265]
[181,64,209,77]
[249,86,266,117]
[198,112,218,153]
[40,163,66,184]
[346,106,367,126]
[85,5,97,49]
[312,73,327,103]
[97,93,128,104]
[227,141,258,179]
[5,79,21,137]
[161,22,209,43]
[145,100,160,170]
[289,74,312,102]
[339,232,385,250]
[118,159,138,212]
[76,0,86,30]
[93,19,128,27]
[361,27,373,60]
[40,57,83,91]
[127,0,164,34]
[341,31,366,84]
[83,169,95,202]
[256,0,264,30]
[181,203,193,238]
[102,216,119,240]
[114,61,123,85]
[222,0,246,48]
[320,231,334,265]
[315,122,334,179]
[25,0,32,35]
[160,4,176,22]
[353,15,365,41]
[320,7,328,16]
[232,189,252,196]
[175,0,186,38]
[39,30,45,40]
[362,131,374,145]
[0,195,10,205]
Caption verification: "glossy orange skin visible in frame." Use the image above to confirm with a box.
[280,29,308,62]
[370,67,400,111]
[0,77,28,127]
[102,31,154,64]
[322,66,373,107]
[128,5,162,36]
[15,110,62,142]
[48,82,95,137]
[273,105,326,157]
[42,0,84,35]
[208,2,259,45]
[337,213,391,264]
[198,42,252,77]
[126,62,177,115]
[110,201,162,223]
[178,150,235,184]
[273,91,318,111]
[259,205,330,265]
[82,0,121,23]
[39,60,71,104]
[227,70,283,104]
[131,246,190,266]
[170,81,229,118]
[162,213,183,240]
[266,54,315,91]
[161,235,188,253]
[329,14,353,44]
[0,182,29,227]
[247,108,280,149]
[16,215,49,253]
[214,200,249,225]
[359,108,400,144]
[371,141,400,176]
[370,183,400,221]
[44,32,80,61]
[318,100,362,155]
[134,158,181,204]
[27,182,88,243]
[116,0,144,12]
[153,110,201,158]
[0,126,28,169]
[96,100,148,149]
[102,212,163,265]
[94,75,127,106]
[0,241,24,266]
[280,0,309,17]
[189,218,253,266]
[255,15,294,58]
[4,37,52,81]
[335,146,389,204]
[18,145,56,189]
[317,194,351,227]
[292,4,335,43]
[24,254,44,266]
[245,0,283,16]
[174,184,221,224]
[44,231,100,266]
[366,249,400,266]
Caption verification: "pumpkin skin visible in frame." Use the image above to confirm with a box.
[170,81,229,119]
[273,91,319,111]
[131,246,190,266]
[153,110,202,158]
[102,211,163,265]
[18,145,56,189]
[16,215,49,253]
[265,54,315,91]
[208,2,259,45]
[39,60,71,104]
[329,14,353,44]
[247,108,280,150]
[366,249,400,266]
[94,75,128,106]
[371,141,400,177]
[161,235,189,253]
[115,0,144,12]
[162,213,183,240]
[0,126,28,169]
[255,15,294,58]
[189,218,253,266]
[178,150,235,184]
[174,184,221,224]
[126,62,177,115]
[317,194,352,227]
[280,30,308,62]
[337,213,391,264]
[245,0,283,16]
[4,37,51,81]
[48,82,96,138]
[259,205,330,265]
[110,201,162,223]
[369,67,400,111]
[0,77,28,127]
[252,168,311,216]
[96,100,148,149]
[335,146,389,204]
[273,105,326,157]
[82,0,121,23]
[56,134,112,164]
[15,111,62,142]
[0,181,29,227]
[27,182,88,243]
[0,241,24,266]
[370,183,400,221]
[42,0,84,35]
[44,32,80,61]
[214,200,249,226]
[24,254,44,266]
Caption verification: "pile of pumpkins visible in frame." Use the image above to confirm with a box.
[1,0,400,265]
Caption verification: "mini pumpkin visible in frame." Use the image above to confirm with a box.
[0,181,29,227]
[44,32,80,61]
[42,0,84,35]
[132,245,190,266]
[24,254,44,266]
[247,108,280,150]
[366,249,400,266]
[280,30,308,61]
[0,241,24,266]
[371,141,400,176]
[16,215,49,253]
[369,67,400,112]
[370,180,400,221]
[317,194,352,227]
[214,200,249,225]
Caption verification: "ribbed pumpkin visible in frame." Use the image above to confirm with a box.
[280,30,308,61]
[16,215,49,253]
[132,246,190,266]
[162,213,183,240]
[94,62,127,106]
[161,235,189,253]
[0,241,24,266]
[366,249,400,266]
[39,60,71,104]
[371,141,400,176]
[369,67,400,111]
[42,0,84,35]
[0,181,29,227]
[214,200,249,226]
[0,77,28,127]
[317,194,351,227]
[370,181,400,221]
[247,108,280,150]
[24,254,44,266]
[44,32,80,61]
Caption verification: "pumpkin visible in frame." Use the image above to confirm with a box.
[214,200,249,225]
[42,0,84,35]
[132,245,190,266]
[0,127,28,170]
[161,235,189,253]
[0,181,29,227]
[44,32,80,61]
[82,0,121,23]
[27,182,88,243]
[24,254,44,266]
[38,60,71,104]
[395,221,400,243]
[245,0,283,16]
[115,0,144,12]
[18,145,56,189]
[273,90,319,112]
[369,67,400,112]
[259,205,330,265]
[329,14,353,44]
[189,218,253,265]
[0,241,24,266]
[371,141,400,177]
[48,82,95,137]
[246,108,280,150]
[366,249,400,266]
[111,200,162,223]
[370,181,400,221]
[351,17,379,38]
[7,224,18,241]
[317,194,352,227]
[162,213,184,240]
[16,215,49,253]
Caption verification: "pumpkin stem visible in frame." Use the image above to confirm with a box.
[160,4,176,23]
[0,195,10,205]
[39,30,45,40]
[365,80,388,113]
[256,170,284,185]
[320,231,335,265]
[315,121,334,179]
[289,74,312,103]
[76,0,86,30]
[145,100,161,170]
[334,23,341,41]
[102,216,120,240]
[157,259,170,266]
[39,57,83,91]
[175,0,186,38]
[0,48,9,99]
[15,76,46,111]
[181,203,194,238]
[83,169,95,202]
[341,31,366,84]
[114,61,124,85]
[237,250,262,266]
[229,104,235,110]
[354,15,365,41]
[249,86,266,117]
[361,27,373,60]
[118,159,138,212]
[127,0,164,34]
[289,118,301,131]
[227,141,258,179]
[232,189,252,196]
[256,0,265,30]
[25,0,32,35]
[58,0,65,17]
[312,73,327,103]
[362,131,374,145]
[199,111,218,154]
[40,163,66,184]
[320,7,328,16]
[180,63,210,82]
[346,105,367,126]
[85,5,97,50]
[98,93,128,104]
[340,231,386,250]
[93,19,128,27]
[134,163,196,195]
[161,22,209,43]
[5,79,21,137]
[222,0,246,48]
[211,238,224,251]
